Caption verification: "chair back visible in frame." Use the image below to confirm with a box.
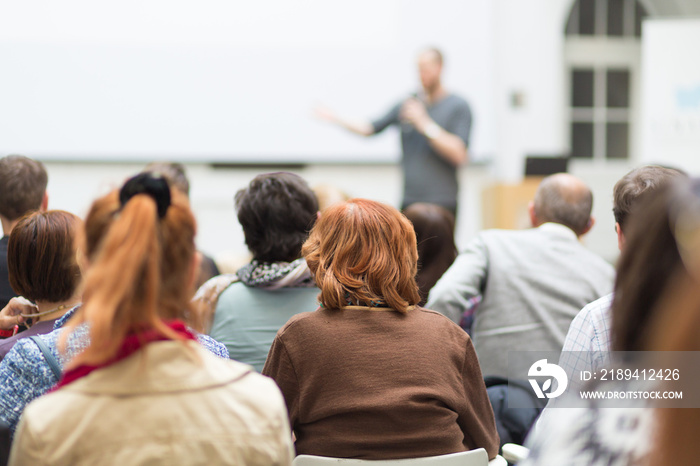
[292,449,488,465]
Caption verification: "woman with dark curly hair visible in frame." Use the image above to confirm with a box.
[200,172,320,372]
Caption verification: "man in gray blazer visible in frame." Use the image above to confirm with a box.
[427,173,615,378]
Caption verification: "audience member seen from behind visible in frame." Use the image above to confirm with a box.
[263,199,499,460]
[523,178,694,465]
[142,161,220,288]
[645,197,700,466]
[428,173,615,378]
[198,172,319,372]
[403,203,457,307]
[0,177,228,435]
[5,175,292,466]
[0,155,48,312]
[552,165,684,393]
[0,211,82,360]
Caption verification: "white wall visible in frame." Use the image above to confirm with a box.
[569,160,632,264]
[44,159,628,271]
[32,0,692,272]
[44,161,493,267]
[0,0,498,164]
[490,0,573,182]
[640,19,700,174]
[38,0,627,268]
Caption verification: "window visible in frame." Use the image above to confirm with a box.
[565,0,646,38]
[565,0,648,160]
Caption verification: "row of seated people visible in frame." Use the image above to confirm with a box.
[523,167,695,465]
[0,154,693,464]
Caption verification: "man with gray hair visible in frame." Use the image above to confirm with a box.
[521,166,687,449]
[553,165,684,388]
[427,173,615,378]
[0,155,49,310]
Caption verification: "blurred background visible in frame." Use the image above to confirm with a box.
[1,0,699,267]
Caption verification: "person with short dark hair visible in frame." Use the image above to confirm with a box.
[0,211,82,360]
[198,172,320,372]
[612,165,684,246]
[236,172,319,262]
[0,155,49,311]
[263,199,499,460]
[428,173,614,378]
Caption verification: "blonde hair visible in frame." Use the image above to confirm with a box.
[61,185,198,367]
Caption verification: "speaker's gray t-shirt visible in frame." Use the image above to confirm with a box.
[372,94,472,212]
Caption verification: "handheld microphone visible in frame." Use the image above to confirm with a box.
[401,93,419,130]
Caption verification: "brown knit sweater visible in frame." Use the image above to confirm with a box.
[262,306,499,460]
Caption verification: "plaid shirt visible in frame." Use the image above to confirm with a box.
[559,293,614,378]
[534,293,614,429]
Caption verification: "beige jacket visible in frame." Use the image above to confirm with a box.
[10,341,294,466]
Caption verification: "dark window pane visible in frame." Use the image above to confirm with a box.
[635,1,647,37]
[579,0,595,35]
[607,0,624,36]
[572,69,594,107]
[572,122,594,158]
[607,70,630,108]
[606,122,629,159]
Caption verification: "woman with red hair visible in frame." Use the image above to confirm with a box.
[263,199,498,460]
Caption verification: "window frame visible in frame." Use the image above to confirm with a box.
[564,0,647,162]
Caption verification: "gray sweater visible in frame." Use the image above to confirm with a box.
[427,223,615,378]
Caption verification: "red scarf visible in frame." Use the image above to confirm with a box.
[53,320,196,391]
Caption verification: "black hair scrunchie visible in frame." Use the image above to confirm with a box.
[119,172,171,218]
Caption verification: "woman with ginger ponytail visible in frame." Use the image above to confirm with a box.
[58,173,206,368]
[262,199,498,460]
[7,174,294,466]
